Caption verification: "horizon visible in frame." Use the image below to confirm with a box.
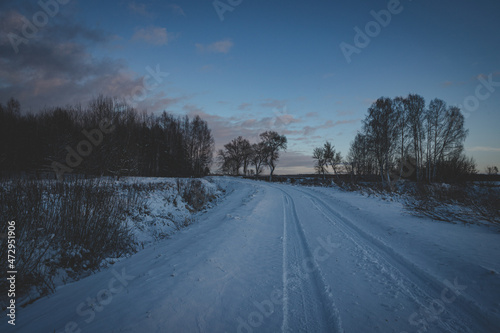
[1,0,499,174]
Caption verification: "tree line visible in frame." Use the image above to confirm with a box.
[217,131,287,180]
[0,96,214,179]
[314,94,476,185]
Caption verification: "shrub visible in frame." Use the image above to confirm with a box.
[177,179,211,212]
[0,178,135,307]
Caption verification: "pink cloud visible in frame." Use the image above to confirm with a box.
[196,39,233,54]
[238,103,252,111]
[303,119,359,135]
[132,26,172,45]
[260,99,287,109]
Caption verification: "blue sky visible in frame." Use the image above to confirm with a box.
[1,0,499,173]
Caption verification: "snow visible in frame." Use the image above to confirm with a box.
[2,177,500,332]
[115,177,224,246]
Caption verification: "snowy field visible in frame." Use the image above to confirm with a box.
[2,177,500,332]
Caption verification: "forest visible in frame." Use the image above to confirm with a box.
[0,96,214,179]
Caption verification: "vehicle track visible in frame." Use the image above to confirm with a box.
[288,184,499,332]
[279,189,342,332]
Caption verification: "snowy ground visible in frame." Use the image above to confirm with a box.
[118,177,223,246]
[3,177,500,332]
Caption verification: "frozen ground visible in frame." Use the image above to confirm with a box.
[3,177,500,332]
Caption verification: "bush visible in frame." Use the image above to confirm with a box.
[0,178,135,307]
[177,179,213,212]
[407,182,500,225]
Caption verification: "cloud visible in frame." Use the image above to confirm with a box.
[200,64,214,72]
[275,114,302,126]
[128,2,154,18]
[303,119,359,135]
[336,109,356,116]
[132,26,172,45]
[179,105,351,174]
[182,105,302,147]
[442,80,465,87]
[260,99,287,109]
[0,8,181,112]
[305,112,318,118]
[180,100,354,173]
[1,9,109,48]
[238,103,252,111]
[466,146,500,152]
[362,98,377,106]
[276,151,315,174]
[196,39,233,54]
[183,104,204,115]
[138,91,185,112]
[168,4,186,16]
[475,72,500,82]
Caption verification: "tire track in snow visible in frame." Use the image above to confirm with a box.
[280,191,342,332]
[291,185,497,333]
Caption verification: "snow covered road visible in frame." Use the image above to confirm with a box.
[4,178,500,332]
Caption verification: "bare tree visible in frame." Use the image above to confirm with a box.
[6,97,21,114]
[240,139,253,176]
[260,131,287,181]
[312,147,328,179]
[217,149,236,175]
[486,166,498,175]
[424,98,447,182]
[217,136,250,175]
[404,94,426,182]
[393,96,409,179]
[250,142,267,177]
[363,97,399,186]
[437,107,468,163]
[348,133,374,176]
[323,141,342,178]
[185,115,214,176]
